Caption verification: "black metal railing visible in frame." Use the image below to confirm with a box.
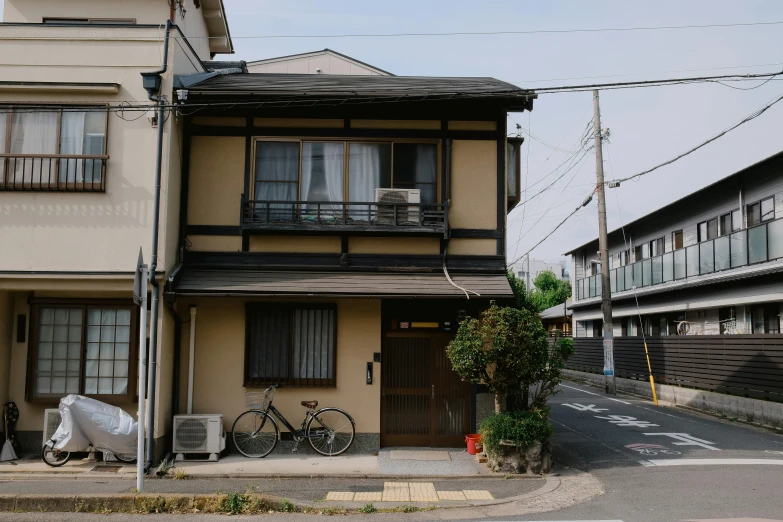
[0,154,107,192]
[576,216,783,300]
[242,194,449,235]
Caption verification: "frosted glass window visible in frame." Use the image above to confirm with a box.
[34,305,134,399]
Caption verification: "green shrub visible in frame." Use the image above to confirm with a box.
[279,498,296,512]
[479,409,552,455]
[358,504,377,514]
[218,492,249,515]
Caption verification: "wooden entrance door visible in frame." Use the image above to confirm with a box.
[381,332,470,447]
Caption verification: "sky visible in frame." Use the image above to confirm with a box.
[4,0,782,270]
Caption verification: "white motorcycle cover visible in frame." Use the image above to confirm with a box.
[51,395,137,455]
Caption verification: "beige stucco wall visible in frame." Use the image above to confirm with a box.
[178,298,381,433]
[187,136,245,226]
[447,121,497,131]
[447,238,497,256]
[348,238,440,255]
[188,235,242,252]
[450,140,498,230]
[247,53,388,76]
[249,236,341,253]
[0,25,199,274]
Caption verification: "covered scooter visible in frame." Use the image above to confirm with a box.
[51,395,138,456]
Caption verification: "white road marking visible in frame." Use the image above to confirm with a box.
[560,384,602,396]
[608,398,632,405]
[562,403,609,412]
[646,458,783,466]
[644,432,720,450]
[595,415,659,428]
[638,460,654,467]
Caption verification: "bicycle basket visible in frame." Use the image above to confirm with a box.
[245,387,275,409]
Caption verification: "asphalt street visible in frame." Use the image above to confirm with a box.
[494,380,783,521]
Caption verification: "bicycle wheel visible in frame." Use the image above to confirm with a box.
[232,410,279,458]
[112,453,136,463]
[42,441,71,467]
[307,408,355,456]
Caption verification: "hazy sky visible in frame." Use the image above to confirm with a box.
[4,0,782,268]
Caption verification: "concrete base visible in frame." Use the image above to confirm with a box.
[563,369,783,427]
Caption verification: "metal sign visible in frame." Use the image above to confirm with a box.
[133,248,146,306]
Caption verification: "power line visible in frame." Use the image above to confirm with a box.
[509,190,596,267]
[611,89,783,185]
[508,61,783,85]
[21,20,782,40]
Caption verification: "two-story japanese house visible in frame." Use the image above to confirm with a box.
[167,67,534,451]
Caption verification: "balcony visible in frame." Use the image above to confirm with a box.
[241,194,449,236]
[576,216,783,301]
[0,154,107,192]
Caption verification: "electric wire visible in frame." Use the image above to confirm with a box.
[20,20,783,40]
[611,89,783,185]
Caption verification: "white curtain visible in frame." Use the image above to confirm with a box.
[301,142,344,217]
[348,143,382,220]
[59,112,85,183]
[10,112,58,185]
[254,142,299,221]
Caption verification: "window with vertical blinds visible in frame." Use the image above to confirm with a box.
[245,304,337,387]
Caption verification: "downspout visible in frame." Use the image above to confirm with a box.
[143,19,171,472]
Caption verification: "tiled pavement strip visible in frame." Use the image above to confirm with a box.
[325,482,492,502]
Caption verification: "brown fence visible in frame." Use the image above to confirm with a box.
[569,335,783,402]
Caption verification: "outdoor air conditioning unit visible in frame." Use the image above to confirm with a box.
[173,414,226,462]
[42,408,62,445]
[375,188,421,224]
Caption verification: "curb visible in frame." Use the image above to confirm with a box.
[0,471,548,481]
[0,476,560,513]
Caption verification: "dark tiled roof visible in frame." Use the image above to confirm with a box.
[540,302,571,319]
[181,73,533,100]
[172,269,513,299]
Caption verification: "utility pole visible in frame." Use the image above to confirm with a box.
[525,254,531,292]
[593,89,616,395]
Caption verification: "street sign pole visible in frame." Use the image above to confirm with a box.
[133,249,147,493]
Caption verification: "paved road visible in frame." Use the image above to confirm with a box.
[492,380,783,521]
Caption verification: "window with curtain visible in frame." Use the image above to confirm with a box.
[29,303,136,402]
[0,107,107,191]
[245,304,336,387]
[253,139,438,221]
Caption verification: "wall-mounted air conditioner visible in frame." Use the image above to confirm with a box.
[173,414,225,462]
[42,409,62,445]
[375,188,421,224]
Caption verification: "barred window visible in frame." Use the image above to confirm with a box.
[245,304,336,387]
[29,302,137,402]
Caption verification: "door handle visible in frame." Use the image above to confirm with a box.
[432,385,435,399]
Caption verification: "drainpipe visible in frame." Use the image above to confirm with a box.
[140,19,171,473]
[165,262,183,418]
[187,305,197,414]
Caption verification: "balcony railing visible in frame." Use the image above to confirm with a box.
[0,154,107,192]
[241,194,449,236]
[576,216,783,301]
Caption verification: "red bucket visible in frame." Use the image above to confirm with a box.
[465,433,482,455]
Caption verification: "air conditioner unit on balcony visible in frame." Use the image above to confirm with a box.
[375,188,421,224]
[173,414,226,462]
[42,409,62,445]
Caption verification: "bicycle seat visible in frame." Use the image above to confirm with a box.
[301,400,318,409]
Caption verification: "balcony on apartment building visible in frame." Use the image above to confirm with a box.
[575,216,783,301]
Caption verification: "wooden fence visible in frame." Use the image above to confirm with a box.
[568,335,783,402]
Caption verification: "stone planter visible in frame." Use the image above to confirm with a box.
[486,440,551,475]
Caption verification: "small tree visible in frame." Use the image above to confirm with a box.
[446,302,549,413]
[529,270,572,311]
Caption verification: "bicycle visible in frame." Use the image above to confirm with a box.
[231,385,355,458]
[42,440,136,467]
